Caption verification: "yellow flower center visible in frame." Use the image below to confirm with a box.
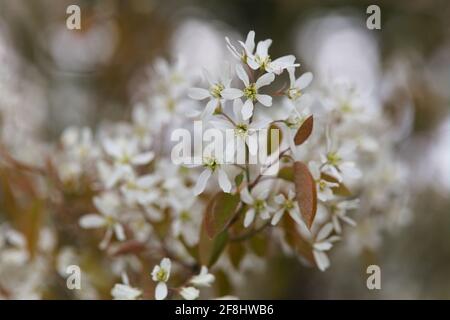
[287,88,302,100]
[244,83,258,101]
[210,83,225,99]
[156,269,167,282]
[204,157,219,172]
[327,152,342,166]
[235,123,249,137]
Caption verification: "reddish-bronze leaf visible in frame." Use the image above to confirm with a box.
[294,115,314,145]
[204,192,240,239]
[282,214,314,263]
[321,172,352,197]
[293,161,317,229]
[111,240,146,256]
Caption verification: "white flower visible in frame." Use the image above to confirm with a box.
[309,161,338,202]
[286,67,313,106]
[240,184,274,228]
[321,139,361,183]
[330,199,359,233]
[190,266,215,287]
[271,190,303,226]
[225,30,255,63]
[189,156,232,195]
[221,64,275,119]
[188,63,233,119]
[179,286,200,300]
[131,104,154,148]
[103,137,154,188]
[246,38,299,74]
[79,192,126,249]
[120,173,159,206]
[61,126,99,161]
[111,284,142,300]
[171,195,202,246]
[312,223,340,271]
[151,258,171,300]
[210,99,271,157]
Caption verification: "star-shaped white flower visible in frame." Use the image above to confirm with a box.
[151,258,171,300]
[320,139,361,183]
[222,64,275,120]
[102,137,154,188]
[79,192,125,249]
[312,223,340,271]
[210,99,271,158]
[271,190,303,226]
[246,38,299,75]
[240,184,274,228]
[188,156,232,196]
[188,63,233,119]
[309,161,338,202]
[225,30,255,63]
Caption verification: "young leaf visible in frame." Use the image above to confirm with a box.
[293,161,317,229]
[111,240,146,257]
[228,242,245,269]
[278,166,294,182]
[204,192,240,239]
[321,172,352,197]
[294,115,313,145]
[282,214,314,264]
[198,229,229,267]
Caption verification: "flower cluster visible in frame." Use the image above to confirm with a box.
[0,29,412,299]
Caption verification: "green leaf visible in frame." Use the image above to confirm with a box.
[228,241,245,269]
[249,232,268,257]
[204,192,240,239]
[215,269,232,296]
[278,166,294,182]
[234,173,244,187]
[198,229,229,267]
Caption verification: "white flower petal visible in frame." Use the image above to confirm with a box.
[271,209,284,226]
[155,282,168,300]
[114,223,126,241]
[243,208,256,228]
[218,169,232,193]
[247,57,260,70]
[111,284,142,300]
[221,88,243,100]
[256,94,272,107]
[235,64,249,86]
[313,250,330,271]
[79,214,106,229]
[314,242,333,251]
[296,72,313,90]
[131,152,154,165]
[180,287,199,300]
[247,134,258,155]
[240,188,254,205]
[256,39,272,57]
[202,99,218,119]
[160,257,171,275]
[316,222,334,241]
[255,72,275,89]
[193,169,212,195]
[188,88,210,100]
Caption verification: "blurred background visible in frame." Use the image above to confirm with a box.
[0,0,449,299]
